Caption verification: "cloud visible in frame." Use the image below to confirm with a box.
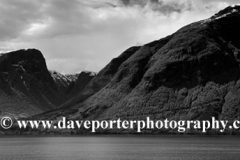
[0,0,45,40]
[0,0,237,73]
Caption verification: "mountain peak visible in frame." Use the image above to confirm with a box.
[230,4,240,8]
[0,48,45,65]
[0,48,71,118]
[81,71,97,77]
[211,5,240,20]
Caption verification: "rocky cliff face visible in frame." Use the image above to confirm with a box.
[0,49,68,117]
[50,70,96,97]
[49,70,79,94]
[65,73,79,82]
[0,49,96,118]
[36,5,240,126]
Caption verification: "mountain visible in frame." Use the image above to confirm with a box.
[50,70,96,97]
[35,5,240,131]
[0,49,70,118]
[0,49,96,118]
[66,71,96,97]
[59,46,140,108]
[49,70,79,94]
[65,73,79,82]
[50,70,72,93]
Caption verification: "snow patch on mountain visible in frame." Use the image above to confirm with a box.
[214,8,239,20]
[65,73,79,82]
[82,70,97,77]
[199,5,240,28]
[49,70,71,84]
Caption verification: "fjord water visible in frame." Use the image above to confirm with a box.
[1,136,240,160]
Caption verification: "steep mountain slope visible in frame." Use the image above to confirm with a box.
[66,71,96,97]
[37,5,240,126]
[50,70,96,97]
[50,70,75,94]
[0,49,68,117]
[59,46,141,108]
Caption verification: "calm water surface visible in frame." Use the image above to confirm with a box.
[0,135,240,160]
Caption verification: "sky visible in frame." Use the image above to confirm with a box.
[0,0,239,74]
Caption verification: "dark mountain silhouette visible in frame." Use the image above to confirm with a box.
[66,71,96,97]
[0,49,94,118]
[35,5,240,128]
[0,49,67,117]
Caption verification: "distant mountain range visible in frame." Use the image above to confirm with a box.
[1,5,240,132]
